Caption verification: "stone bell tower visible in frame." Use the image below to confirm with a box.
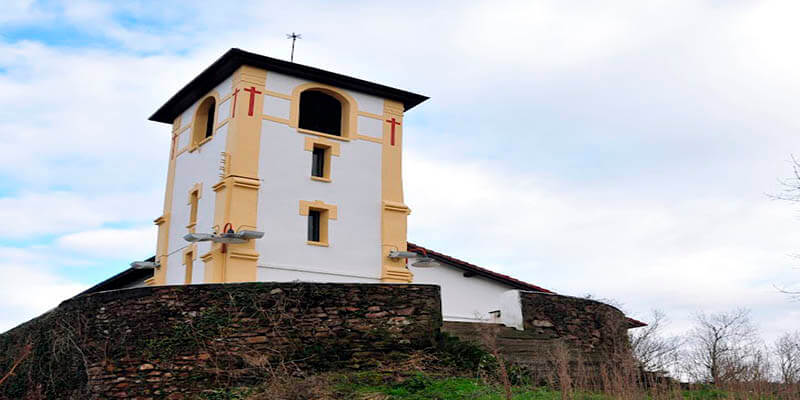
[148,49,428,286]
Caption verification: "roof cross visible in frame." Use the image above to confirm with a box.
[286,32,302,62]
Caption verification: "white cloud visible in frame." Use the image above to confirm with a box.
[0,191,159,238]
[56,226,156,259]
[406,153,800,343]
[0,247,87,333]
[2,0,800,345]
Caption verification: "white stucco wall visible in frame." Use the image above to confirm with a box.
[349,91,384,116]
[255,119,383,282]
[214,76,233,98]
[179,104,197,130]
[357,115,383,139]
[254,71,386,283]
[264,72,306,95]
[411,262,517,322]
[217,97,231,121]
[499,290,524,330]
[262,95,291,120]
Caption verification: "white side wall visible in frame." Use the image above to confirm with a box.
[411,262,517,322]
[165,121,229,285]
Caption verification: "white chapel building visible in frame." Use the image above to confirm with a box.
[85,49,553,324]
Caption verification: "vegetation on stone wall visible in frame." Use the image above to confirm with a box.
[0,282,442,399]
[0,309,90,399]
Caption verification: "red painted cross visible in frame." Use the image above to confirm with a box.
[231,88,240,117]
[244,86,262,116]
[385,118,401,146]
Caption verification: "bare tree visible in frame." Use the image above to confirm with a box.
[774,331,800,384]
[772,155,800,203]
[629,309,682,375]
[772,155,800,298]
[683,308,761,384]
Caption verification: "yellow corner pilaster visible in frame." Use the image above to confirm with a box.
[380,100,413,283]
[152,115,182,285]
[203,66,267,283]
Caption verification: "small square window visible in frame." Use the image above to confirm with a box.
[300,201,336,247]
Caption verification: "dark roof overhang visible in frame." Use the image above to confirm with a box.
[150,48,429,124]
[77,256,155,296]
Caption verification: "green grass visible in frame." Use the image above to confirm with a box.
[333,373,611,399]
[332,373,781,400]
[195,373,785,399]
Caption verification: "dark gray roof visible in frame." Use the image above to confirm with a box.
[150,48,429,123]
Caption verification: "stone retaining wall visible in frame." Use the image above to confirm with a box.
[0,282,441,399]
[519,291,631,360]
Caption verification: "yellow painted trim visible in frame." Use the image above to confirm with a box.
[219,90,235,103]
[303,136,341,156]
[289,82,359,140]
[144,277,155,286]
[263,89,292,100]
[175,124,190,136]
[356,134,383,144]
[229,250,260,261]
[262,115,290,125]
[299,200,337,247]
[183,244,197,284]
[304,137,338,181]
[357,110,384,120]
[216,118,231,130]
[380,99,413,283]
[175,146,190,158]
[182,244,197,263]
[298,128,351,142]
[196,135,213,148]
[203,65,267,284]
[187,183,201,233]
[383,200,410,213]
[152,115,184,285]
[194,183,204,197]
[298,200,338,219]
[183,244,197,282]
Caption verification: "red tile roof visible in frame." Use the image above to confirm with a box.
[407,242,553,293]
[407,242,647,329]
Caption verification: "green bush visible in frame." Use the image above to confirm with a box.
[435,332,492,372]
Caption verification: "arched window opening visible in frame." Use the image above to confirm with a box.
[204,100,215,139]
[299,90,342,136]
[193,97,216,146]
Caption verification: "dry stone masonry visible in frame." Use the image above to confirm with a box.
[0,282,442,399]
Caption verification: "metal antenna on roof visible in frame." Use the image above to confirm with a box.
[286,32,302,62]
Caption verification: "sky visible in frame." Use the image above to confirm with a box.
[1,0,800,344]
